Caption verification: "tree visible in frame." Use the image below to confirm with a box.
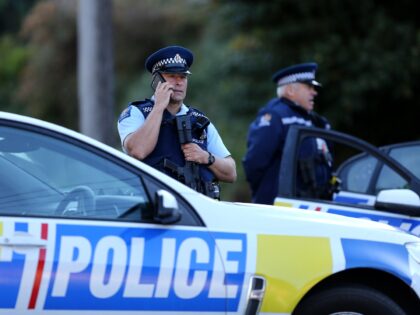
[78,0,115,145]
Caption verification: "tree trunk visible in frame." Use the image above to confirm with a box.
[77,0,115,146]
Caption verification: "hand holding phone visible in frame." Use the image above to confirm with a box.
[151,72,166,91]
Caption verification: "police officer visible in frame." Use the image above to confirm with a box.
[118,45,236,197]
[243,62,333,204]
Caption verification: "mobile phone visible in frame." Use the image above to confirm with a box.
[151,72,166,91]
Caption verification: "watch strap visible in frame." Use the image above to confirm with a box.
[206,151,215,166]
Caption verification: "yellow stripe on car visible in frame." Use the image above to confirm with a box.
[256,235,332,313]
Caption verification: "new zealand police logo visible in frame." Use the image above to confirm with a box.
[200,129,207,141]
[118,107,132,122]
[258,113,272,127]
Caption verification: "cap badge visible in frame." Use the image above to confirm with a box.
[173,54,183,63]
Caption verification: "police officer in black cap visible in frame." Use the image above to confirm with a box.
[243,62,333,204]
[118,46,236,197]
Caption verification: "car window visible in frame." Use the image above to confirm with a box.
[0,125,151,220]
[389,144,420,178]
[372,145,418,194]
[375,164,408,193]
[339,150,410,195]
[339,154,378,193]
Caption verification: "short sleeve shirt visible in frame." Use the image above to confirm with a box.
[118,103,231,158]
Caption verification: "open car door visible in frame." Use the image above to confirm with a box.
[275,125,420,236]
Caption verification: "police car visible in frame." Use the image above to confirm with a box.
[0,112,419,315]
[275,125,420,237]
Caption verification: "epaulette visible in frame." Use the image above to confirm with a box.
[187,106,208,119]
[130,99,155,114]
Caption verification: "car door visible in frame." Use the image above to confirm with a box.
[0,119,233,314]
[275,125,420,236]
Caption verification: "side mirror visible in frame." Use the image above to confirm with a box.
[375,189,420,216]
[154,190,181,224]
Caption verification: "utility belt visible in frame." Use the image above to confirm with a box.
[157,114,221,200]
[163,158,220,200]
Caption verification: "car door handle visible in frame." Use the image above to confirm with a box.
[0,235,47,248]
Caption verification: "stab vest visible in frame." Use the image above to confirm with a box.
[130,99,216,183]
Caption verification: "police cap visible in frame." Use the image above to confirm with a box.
[272,62,321,87]
[145,45,193,74]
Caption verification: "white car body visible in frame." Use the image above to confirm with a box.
[0,112,419,314]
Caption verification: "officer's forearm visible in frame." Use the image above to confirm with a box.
[209,156,237,183]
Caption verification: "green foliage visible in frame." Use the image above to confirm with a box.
[0,0,37,113]
[16,1,78,128]
[202,0,420,146]
[0,0,38,35]
[0,35,28,112]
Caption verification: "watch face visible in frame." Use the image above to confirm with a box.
[208,152,215,165]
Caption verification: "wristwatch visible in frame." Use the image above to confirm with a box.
[206,151,215,166]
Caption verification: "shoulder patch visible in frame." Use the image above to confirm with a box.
[118,106,132,122]
[257,113,272,127]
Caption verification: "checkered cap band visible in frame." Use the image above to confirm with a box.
[277,71,315,86]
[152,53,187,73]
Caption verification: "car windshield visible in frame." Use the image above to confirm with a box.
[0,125,150,219]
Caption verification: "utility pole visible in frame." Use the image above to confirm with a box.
[77,0,115,145]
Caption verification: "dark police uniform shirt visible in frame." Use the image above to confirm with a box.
[117,99,230,183]
[243,97,332,205]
